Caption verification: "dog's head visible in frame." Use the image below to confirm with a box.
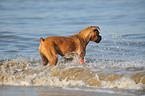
[90,26,102,43]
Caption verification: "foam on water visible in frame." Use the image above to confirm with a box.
[0,57,145,91]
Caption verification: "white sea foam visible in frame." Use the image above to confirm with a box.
[0,57,145,91]
[101,77,145,90]
[91,60,145,68]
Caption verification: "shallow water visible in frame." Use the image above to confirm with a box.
[0,0,145,95]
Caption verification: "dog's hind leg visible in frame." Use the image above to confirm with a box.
[48,55,58,66]
[44,47,58,66]
[39,51,49,66]
[39,41,48,66]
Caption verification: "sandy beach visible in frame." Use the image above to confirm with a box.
[0,86,129,96]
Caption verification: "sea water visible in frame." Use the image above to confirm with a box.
[0,0,145,95]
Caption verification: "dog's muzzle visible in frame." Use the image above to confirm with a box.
[94,35,102,43]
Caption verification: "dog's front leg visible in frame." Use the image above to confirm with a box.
[79,50,86,64]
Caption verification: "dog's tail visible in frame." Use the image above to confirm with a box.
[40,37,44,43]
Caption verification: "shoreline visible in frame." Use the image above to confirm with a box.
[0,86,129,96]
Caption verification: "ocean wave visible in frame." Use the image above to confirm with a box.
[0,57,145,90]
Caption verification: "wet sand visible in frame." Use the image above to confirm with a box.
[0,86,128,96]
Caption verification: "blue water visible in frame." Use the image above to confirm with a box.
[0,0,145,95]
[0,0,145,60]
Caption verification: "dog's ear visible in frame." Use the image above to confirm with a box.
[93,28,100,33]
[91,26,100,32]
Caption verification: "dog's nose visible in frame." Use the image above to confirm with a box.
[94,35,101,43]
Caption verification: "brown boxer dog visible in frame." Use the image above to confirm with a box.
[39,26,101,66]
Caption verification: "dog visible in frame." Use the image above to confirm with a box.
[39,26,101,66]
